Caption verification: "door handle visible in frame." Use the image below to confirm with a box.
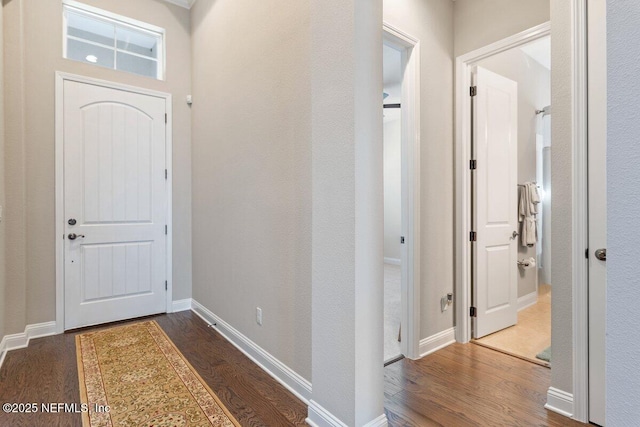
[511,231,519,240]
[68,233,85,240]
[595,248,606,261]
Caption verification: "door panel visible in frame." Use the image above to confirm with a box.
[64,80,167,330]
[473,66,519,339]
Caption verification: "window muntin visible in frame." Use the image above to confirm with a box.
[63,1,165,80]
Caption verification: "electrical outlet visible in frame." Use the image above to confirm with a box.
[441,294,454,312]
[256,307,263,326]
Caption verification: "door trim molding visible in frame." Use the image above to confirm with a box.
[571,0,589,421]
[54,72,173,333]
[454,21,551,344]
[383,22,421,360]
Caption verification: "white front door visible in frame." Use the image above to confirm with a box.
[588,0,606,423]
[472,66,519,339]
[63,80,168,330]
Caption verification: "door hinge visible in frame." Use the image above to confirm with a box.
[165,280,168,291]
[165,169,168,180]
[470,86,477,97]
[470,160,477,170]
[470,231,477,242]
[165,113,167,124]
[165,225,168,235]
[470,307,477,317]
[400,236,405,244]
[585,248,589,259]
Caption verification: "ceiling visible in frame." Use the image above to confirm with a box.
[520,36,551,70]
[162,0,197,9]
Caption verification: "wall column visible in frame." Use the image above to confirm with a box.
[309,1,385,426]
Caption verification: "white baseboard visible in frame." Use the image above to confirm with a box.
[306,400,348,427]
[383,257,401,266]
[364,414,389,427]
[306,401,387,427]
[0,321,58,371]
[191,299,311,404]
[545,387,574,418]
[517,291,538,312]
[171,298,192,313]
[419,327,456,358]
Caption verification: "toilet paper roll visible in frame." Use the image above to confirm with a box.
[524,257,536,269]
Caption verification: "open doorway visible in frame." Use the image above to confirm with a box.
[383,43,403,364]
[469,35,553,368]
[381,23,421,364]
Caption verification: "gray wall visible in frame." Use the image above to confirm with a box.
[2,0,192,334]
[454,0,550,56]
[383,0,455,340]
[0,2,5,340]
[454,0,576,397]
[549,0,574,395]
[607,0,640,423]
[190,0,312,381]
[476,48,550,298]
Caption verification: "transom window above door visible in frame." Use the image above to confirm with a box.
[63,0,165,80]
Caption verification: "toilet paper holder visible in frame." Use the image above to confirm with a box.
[517,260,531,267]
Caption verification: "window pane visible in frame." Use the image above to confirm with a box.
[67,38,115,69]
[67,10,115,47]
[116,52,157,78]
[116,27,158,59]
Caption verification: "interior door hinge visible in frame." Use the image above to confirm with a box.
[470,86,477,97]
[165,225,168,235]
[165,280,168,291]
[470,307,477,317]
[165,169,168,180]
[585,248,589,259]
[470,160,477,170]
[470,231,477,242]
[165,113,167,124]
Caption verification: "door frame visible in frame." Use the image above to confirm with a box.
[454,20,551,343]
[383,22,421,360]
[54,72,173,333]
[455,3,590,422]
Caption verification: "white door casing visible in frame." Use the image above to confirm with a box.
[472,66,519,339]
[61,78,169,330]
[587,0,606,423]
[383,22,421,360]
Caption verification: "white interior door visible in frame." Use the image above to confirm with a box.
[472,66,519,339]
[63,80,168,330]
[588,0,606,423]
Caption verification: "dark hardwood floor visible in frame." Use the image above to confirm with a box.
[0,311,307,426]
[0,311,588,426]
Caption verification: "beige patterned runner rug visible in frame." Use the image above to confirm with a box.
[76,320,240,427]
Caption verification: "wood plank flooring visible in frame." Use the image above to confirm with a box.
[384,344,588,426]
[0,312,307,426]
[0,311,588,426]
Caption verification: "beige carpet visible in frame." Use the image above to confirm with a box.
[76,320,240,427]
[384,263,402,362]
[473,284,551,367]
